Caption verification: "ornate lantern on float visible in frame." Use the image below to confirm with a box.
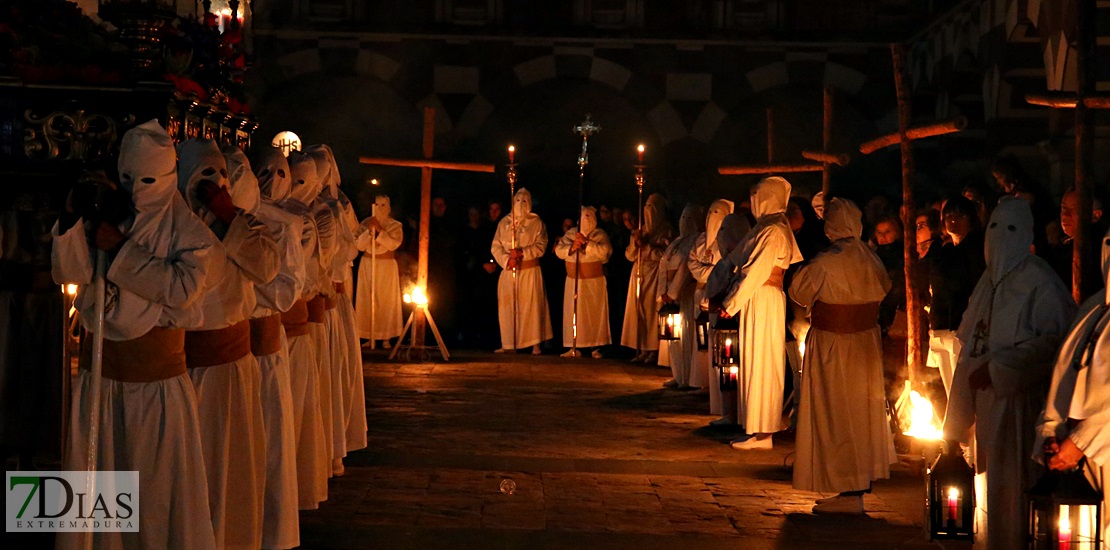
[1026,458,1103,549]
[657,303,681,341]
[695,311,710,351]
[711,316,739,368]
[927,442,975,541]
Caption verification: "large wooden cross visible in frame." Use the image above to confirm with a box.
[1023,0,1108,304]
[359,107,495,352]
[718,87,850,196]
[860,43,966,391]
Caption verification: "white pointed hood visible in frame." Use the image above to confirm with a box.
[221,145,261,214]
[372,195,392,221]
[117,119,178,258]
[678,204,705,238]
[176,138,228,226]
[285,151,321,208]
[512,187,532,220]
[579,206,597,235]
[823,197,863,242]
[984,196,1034,284]
[706,199,734,249]
[716,213,751,257]
[750,176,791,219]
[252,146,292,203]
[643,193,668,234]
[305,143,341,200]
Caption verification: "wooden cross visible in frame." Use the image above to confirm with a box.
[1022,0,1108,304]
[718,87,850,197]
[859,43,967,391]
[359,106,495,353]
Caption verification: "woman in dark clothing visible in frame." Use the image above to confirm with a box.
[926,196,985,396]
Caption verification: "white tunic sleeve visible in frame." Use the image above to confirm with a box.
[106,225,215,309]
[989,280,1074,397]
[687,234,714,284]
[491,219,510,269]
[222,211,281,285]
[51,219,94,285]
[722,227,789,316]
[553,229,574,261]
[522,217,547,261]
[585,230,611,263]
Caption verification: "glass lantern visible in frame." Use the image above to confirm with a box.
[695,310,710,351]
[658,303,681,341]
[928,443,975,540]
[1027,460,1103,549]
[711,316,739,368]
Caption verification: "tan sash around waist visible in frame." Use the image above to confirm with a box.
[250,314,283,357]
[566,261,604,279]
[811,301,881,333]
[335,282,346,294]
[307,296,327,323]
[324,295,337,310]
[518,258,540,270]
[282,299,310,337]
[185,319,251,368]
[368,250,394,260]
[80,327,187,383]
[764,266,786,288]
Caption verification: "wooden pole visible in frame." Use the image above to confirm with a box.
[718,163,825,175]
[892,43,924,389]
[415,107,433,348]
[859,117,968,154]
[1073,0,1096,304]
[357,157,495,173]
[1025,93,1110,109]
[801,150,849,166]
[822,86,833,196]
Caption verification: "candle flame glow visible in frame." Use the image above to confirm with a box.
[637,144,645,153]
[947,487,959,500]
[64,284,78,296]
[903,390,943,440]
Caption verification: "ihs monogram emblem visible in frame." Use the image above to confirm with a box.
[969,318,989,358]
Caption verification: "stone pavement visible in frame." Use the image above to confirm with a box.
[300,351,952,549]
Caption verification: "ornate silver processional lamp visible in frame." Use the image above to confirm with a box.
[634,143,646,350]
[569,116,600,357]
[506,145,519,351]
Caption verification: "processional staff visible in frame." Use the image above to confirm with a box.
[506,145,519,351]
[634,144,645,349]
[568,115,600,357]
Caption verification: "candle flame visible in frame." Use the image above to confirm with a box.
[947,487,959,500]
[729,366,738,375]
[637,144,645,153]
[1060,508,1071,534]
[64,284,78,296]
[725,338,732,346]
[508,145,515,153]
[903,390,943,440]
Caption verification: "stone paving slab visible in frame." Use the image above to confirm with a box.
[300,351,938,549]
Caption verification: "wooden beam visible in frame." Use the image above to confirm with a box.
[1025,93,1110,109]
[358,157,496,173]
[414,107,435,348]
[822,86,834,196]
[801,150,849,166]
[1074,0,1096,304]
[892,43,925,389]
[718,163,825,175]
[859,117,968,155]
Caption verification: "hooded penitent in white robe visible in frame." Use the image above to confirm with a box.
[658,204,704,386]
[721,176,803,436]
[622,194,674,352]
[355,195,404,341]
[1034,225,1110,547]
[554,207,612,348]
[177,138,280,550]
[790,198,896,493]
[286,151,340,478]
[492,188,553,349]
[306,142,366,455]
[53,120,218,550]
[942,197,1075,550]
[225,145,302,549]
[269,149,329,509]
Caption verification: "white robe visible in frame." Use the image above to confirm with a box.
[53,217,219,550]
[659,235,698,386]
[943,198,1075,550]
[183,211,279,550]
[790,237,895,493]
[721,214,801,434]
[621,233,670,351]
[335,196,367,454]
[689,233,722,411]
[492,213,553,348]
[249,199,304,550]
[553,227,612,348]
[354,216,404,340]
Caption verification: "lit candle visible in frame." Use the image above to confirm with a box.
[946,487,958,522]
[728,366,738,385]
[724,338,732,361]
[1060,510,1072,550]
[508,145,515,163]
[637,144,644,163]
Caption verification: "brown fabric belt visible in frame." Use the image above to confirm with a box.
[250,314,283,357]
[324,295,337,310]
[282,299,310,337]
[334,282,346,294]
[307,296,327,323]
[185,319,252,368]
[763,266,786,288]
[566,261,604,279]
[369,251,394,260]
[80,327,187,383]
[810,300,881,333]
[518,258,540,270]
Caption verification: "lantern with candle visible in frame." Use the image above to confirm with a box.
[711,316,739,368]
[695,311,710,351]
[657,303,682,341]
[1027,458,1103,549]
[926,442,975,540]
